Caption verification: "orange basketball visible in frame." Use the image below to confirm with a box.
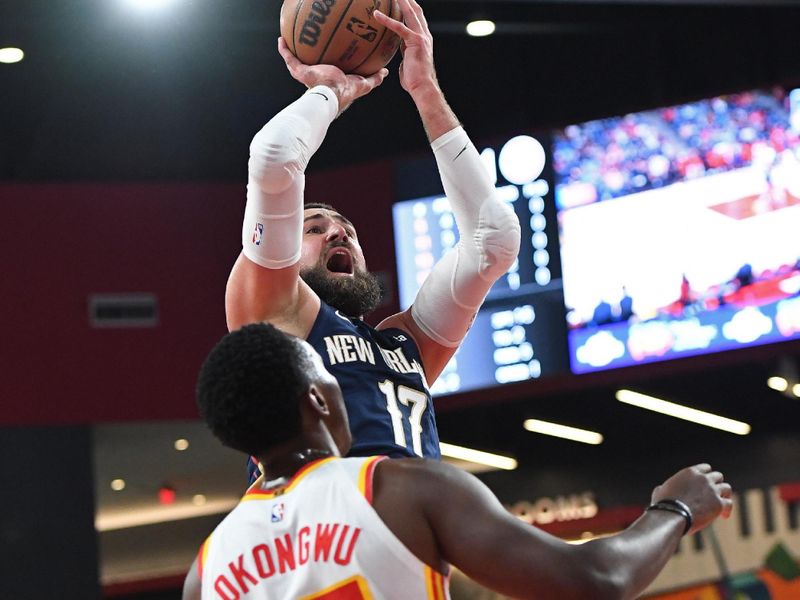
[280,0,401,76]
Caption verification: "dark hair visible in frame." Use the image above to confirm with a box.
[196,323,311,456]
[304,201,338,212]
[304,201,356,232]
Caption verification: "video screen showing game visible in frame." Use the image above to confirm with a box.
[554,87,800,373]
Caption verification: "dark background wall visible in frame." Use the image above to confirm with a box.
[0,426,99,599]
[0,161,395,425]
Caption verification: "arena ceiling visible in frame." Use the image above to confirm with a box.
[3,0,800,180]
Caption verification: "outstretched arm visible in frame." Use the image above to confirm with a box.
[225,39,388,334]
[375,0,520,383]
[376,460,732,600]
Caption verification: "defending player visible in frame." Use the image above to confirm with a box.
[183,323,733,600]
[226,0,521,479]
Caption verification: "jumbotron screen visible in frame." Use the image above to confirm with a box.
[554,86,800,373]
[392,134,569,397]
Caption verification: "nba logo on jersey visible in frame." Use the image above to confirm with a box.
[270,502,285,523]
[252,222,264,246]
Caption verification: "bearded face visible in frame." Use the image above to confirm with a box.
[299,208,383,317]
[300,262,382,318]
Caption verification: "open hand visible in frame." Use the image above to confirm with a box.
[277,37,388,114]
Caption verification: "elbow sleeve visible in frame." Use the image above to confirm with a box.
[473,198,521,281]
[241,86,338,269]
[410,127,521,347]
[410,199,520,348]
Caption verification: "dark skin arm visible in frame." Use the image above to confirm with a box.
[372,459,732,600]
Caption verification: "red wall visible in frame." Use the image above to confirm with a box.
[0,162,395,425]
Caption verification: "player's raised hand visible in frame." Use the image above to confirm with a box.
[651,463,733,535]
[277,37,388,113]
[373,0,438,98]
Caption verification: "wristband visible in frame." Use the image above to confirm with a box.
[646,499,693,535]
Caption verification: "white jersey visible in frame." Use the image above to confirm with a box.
[198,456,450,600]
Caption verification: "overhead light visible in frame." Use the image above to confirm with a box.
[793,384,800,398]
[110,478,126,491]
[466,20,496,37]
[439,442,517,470]
[96,497,239,531]
[767,376,789,392]
[122,0,176,11]
[565,538,591,545]
[158,485,176,505]
[192,494,207,506]
[174,438,189,451]
[0,48,24,64]
[615,389,751,435]
[523,419,603,445]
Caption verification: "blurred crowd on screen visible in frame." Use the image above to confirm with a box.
[553,88,800,205]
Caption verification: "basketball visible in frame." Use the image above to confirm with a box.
[280,0,401,76]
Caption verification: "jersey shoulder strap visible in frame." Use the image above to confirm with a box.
[338,456,388,505]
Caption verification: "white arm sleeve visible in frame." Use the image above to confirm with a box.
[411,127,521,347]
[242,86,339,269]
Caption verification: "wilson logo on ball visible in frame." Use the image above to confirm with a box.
[298,0,337,47]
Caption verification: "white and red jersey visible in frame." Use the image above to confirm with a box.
[198,456,450,600]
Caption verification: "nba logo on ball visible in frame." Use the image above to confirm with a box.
[252,222,264,246]
[346,18,377,42]
[271,502,285,523]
